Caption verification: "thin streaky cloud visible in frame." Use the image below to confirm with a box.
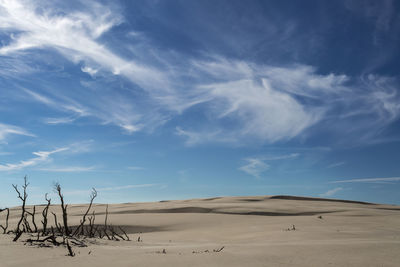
[330,177,400,183]
[37,166,96,172]
[0,122,35,141]
[43,117,78,125]
[238,153,299,178]
[263,153,300,160]
[319,187,344,197]
[0,0,169,95]
[0,147,68,171]
[127,166,145,171]
[23,89,89,117]
[327,162,346,169]
[1,1,398,146]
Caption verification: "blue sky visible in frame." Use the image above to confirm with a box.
[1,0,400,206]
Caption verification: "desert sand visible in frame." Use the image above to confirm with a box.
[1,195,400,266]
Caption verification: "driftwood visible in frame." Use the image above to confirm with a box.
[26,234,61,247]
[66,240,75,257]
[13,231,22,242]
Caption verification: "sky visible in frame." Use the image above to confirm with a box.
[1,0,400,207]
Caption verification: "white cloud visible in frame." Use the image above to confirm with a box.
[200,79,320,143]
[0,0,170,134]
[37,166,95,172]
[319,187,343,197]
[0,0,169,93]
[238,153,299,178]
[23,88,89,116]
[127,166,145,171]
[44,116,77,125]
[330,177,400,184]
[263,153,300,160]
[239,158,270,178]
[178,58,400,145]
[0,147,68,171]
[327,161,346,169]
[1,1,399,146]
[175,127,235,146]
[81,65,98,76]
[66,140,94,154]
[0,122,34,142]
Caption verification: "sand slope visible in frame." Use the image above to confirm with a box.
[1,195,400,266]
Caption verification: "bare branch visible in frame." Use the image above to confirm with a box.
[41,194,51,236]
[54,183,70,236]
[52,212,63,234]
[26,206,38,233]
[0,208,9,234]
[13,176,29,238]
[118,226,130,241]
[72,188,97,236]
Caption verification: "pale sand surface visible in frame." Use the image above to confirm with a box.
[1,195,400,266]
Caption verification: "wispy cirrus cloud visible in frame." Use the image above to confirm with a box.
[0,147,67,171]
[23,89,89,119]
[0,0,168,133]
[239,158,270,178]
[127,166,145,171]
[327,161,346,169]
[0,0,165,92]
[175,127,235,146]
[319,187,343,197]
[37,166,96,172]
[177,59,400,145]
[43,116,78,125]
[263,153,300,160]
[239,153,300,178]
[331,177,400,184]
[1,0,399,147]
[0,122,34,142]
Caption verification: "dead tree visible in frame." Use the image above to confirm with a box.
[54,183,70,236]
[41,194,51,236]
[72,188,97,236]
[87,210,96,237]
[23,213,33,233]
[105,204,109,229]
[0,208,9,234]
[52,212,63,234]
[12,176,29,240]
[119,226,130,241]
[26,206,38,233]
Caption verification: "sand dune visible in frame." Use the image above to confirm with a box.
[1,195,400,266]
